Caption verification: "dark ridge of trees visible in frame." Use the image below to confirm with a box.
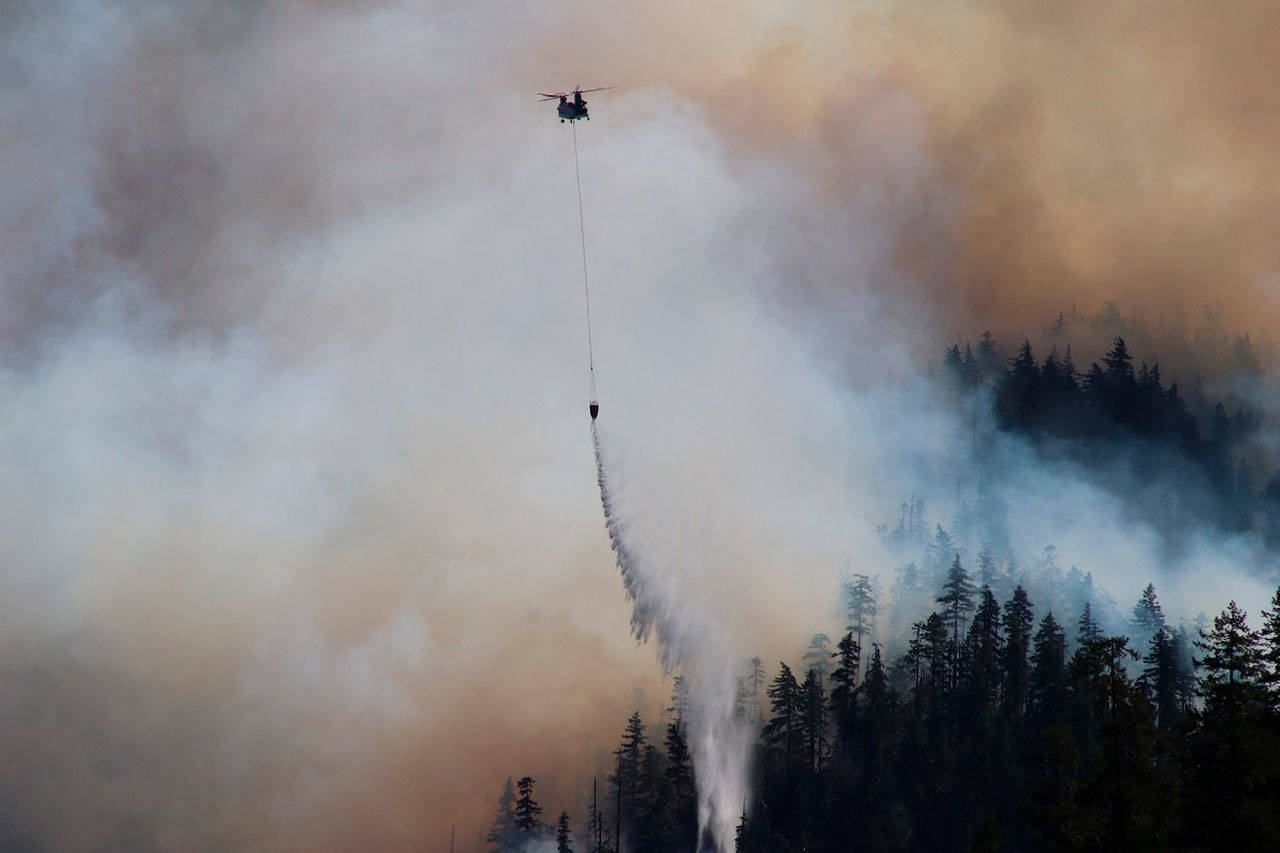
[493,567,1280,852]
[944,328,1280,543]
[730,572,1280,852]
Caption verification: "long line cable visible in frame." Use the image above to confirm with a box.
[572,121,596,400]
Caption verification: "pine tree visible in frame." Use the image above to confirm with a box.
[663,719,696,844]
[800,668,828,774]
[1258,585,1280,708]
[667,675,690,725]
[976,542,999,589]
[1132,583,1166,637]
[487,776,519,851]
[937,555,976,680]
[1077,602,1101,645]
[1002,586,1034,719]
[920,612,952,712]
[829,631,861,750]
[926,526,959,584]
[745,657,766,724]
[1196,601,1264,717]
[802,633,832,683]
[1029,613,1067,725]
[1139,627,1181,730]
[977,331,1001,380]
[556,811,573,853]
[610,712,646,842]
[963,586,1003,714]
[514,776,545,837]
[1186,601,1280,848]
[764,662,801,778]
[1070,633,1138,728]
[841,574,878,657]
[1102,336,1135,385]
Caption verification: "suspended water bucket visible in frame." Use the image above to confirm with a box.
[589,400,599,420]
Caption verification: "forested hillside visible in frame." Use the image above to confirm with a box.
[488,324,1280,852]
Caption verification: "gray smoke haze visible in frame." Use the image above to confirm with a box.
[3,1,1278,850]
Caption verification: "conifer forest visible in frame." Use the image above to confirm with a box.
[489,312,1280,852]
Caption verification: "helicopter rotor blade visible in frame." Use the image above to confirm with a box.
[537,92,568,100]
[575,86,617,94]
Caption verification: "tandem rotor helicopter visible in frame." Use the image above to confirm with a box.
[540,84,615,419]
[538,85,615,123]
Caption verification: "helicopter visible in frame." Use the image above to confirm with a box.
[538,86,615,123]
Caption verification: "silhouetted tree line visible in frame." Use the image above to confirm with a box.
[943,332,1280,541]
[488,555,1280,852]
[733,563,1280,852]
[487,689,699,853]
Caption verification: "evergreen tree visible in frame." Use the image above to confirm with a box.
[764,663,802,778]
[514,776,545,838]
[1070,633,1138,729]
[1139,626,1181,730]
[1029,613,1067,725]
[1258,585,1280,708]
[801,633,832,683]
[841,574,877,656]
[1195,601,1263,717]
[1186,602,1280,848]
[487,776,519,851]
[1132,583,1166,637]
[976,542,999,589]
[937,555,976,679]
[1102,336,1135,385]
[610,712,646,843]
[861,645,894,738]
[745,657,766,724]
[1001,586,1034,719]
[663,720,696,844]
[1077,602,1101,645]
[977,331,1001,380]
[917,612,953,717]
[997,340,1042,430]
[926,526,959,584]
[800,668,828,774]
[667,675,690,725]
[828,631,861,749]
[556,811,573,853]
[963,586,1003,714]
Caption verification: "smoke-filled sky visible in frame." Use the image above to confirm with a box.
[3,1,1279,849]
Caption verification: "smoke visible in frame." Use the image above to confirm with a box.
[2,1,1278,850]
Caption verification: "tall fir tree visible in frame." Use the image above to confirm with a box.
[937,555,977,680]
[1029,612,1067,725]
[486,776,519,852]
[800,668,829,774]
[514,776,545,838]
[841,574,878,660]
[1001,586,1034,719]
[556,811,573,853]
[1258,585,1280,708]
[828,631,861,750]
[764,662,802,779]
[1132,583,1166,637]
[663,719,696,844]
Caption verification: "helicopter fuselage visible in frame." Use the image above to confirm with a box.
[557,97,589,122]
